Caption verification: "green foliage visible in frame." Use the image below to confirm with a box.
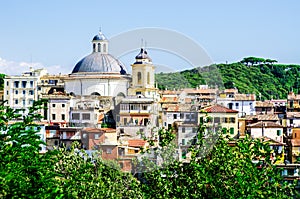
[140,123,296,198]
[0,100,297,198]
[0,101,142,198]
[0,74,5,90]
[155,58,300,100]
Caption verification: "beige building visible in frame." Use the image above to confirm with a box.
[199,104,239,137]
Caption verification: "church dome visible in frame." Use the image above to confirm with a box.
[72,31,127,74]
[72,53,127,74]
[92,32,106,41]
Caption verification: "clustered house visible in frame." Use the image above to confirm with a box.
[3,31,300,178]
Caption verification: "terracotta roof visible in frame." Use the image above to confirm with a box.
[234,94,256,101]
[160,90,181,95]
[245,114,279,121]
[82,128,102,133]
[203,104,238,113]
[224,88,238,93]
[255,101,273,107]
[256,136,285,145]
[128,139,147,147]
[291,140,300,146]
[247,121,283,128]
[160,96,178,103]
[165,104,195,112]
[183,88,217,94]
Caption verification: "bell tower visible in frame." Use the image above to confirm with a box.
[128,48,158,99]
[92,31,108,54]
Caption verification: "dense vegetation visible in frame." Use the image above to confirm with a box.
[155,57,300,100]
[0,101,297,198]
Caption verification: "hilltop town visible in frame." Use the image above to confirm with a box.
[2,31,300,186]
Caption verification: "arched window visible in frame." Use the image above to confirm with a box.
[147,72,150,84]
[103,44,106,53]
[137,72,142,84]
[93,43,96,52]
[98,43,101,52]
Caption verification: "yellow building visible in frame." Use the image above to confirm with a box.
[199,104,239,138]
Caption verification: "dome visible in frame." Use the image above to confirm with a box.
[135,48,152,61]
[72,53,127,74]
[92,32,106,41]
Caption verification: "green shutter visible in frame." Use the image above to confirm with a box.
[182,139,186,145]
[200,117,204,124]
[277,130,281,136]
[230,128,234,135]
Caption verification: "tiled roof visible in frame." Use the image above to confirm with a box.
[203,104,238,113]
[247,121,283,128]
[160,97,178,103]
[224,88,238,93]
[234,94,256,101]
[291,139,300,146]
[183,88,217,94]
[245,114,279,121]
[256,136,285,145]
[255,101,273,107]
[164,104,195,112]
[128,139,147,147]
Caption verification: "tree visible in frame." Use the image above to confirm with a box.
[0,100,142,198]
[140,121,297,198]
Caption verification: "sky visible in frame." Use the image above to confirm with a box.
[0,0,299,75]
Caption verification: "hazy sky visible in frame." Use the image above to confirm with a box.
[0,0,299,75]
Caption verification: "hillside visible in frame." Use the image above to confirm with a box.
[155,59,300,100]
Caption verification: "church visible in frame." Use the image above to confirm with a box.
[63,31,131,98]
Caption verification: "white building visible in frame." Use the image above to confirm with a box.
[4,68,47,112]
[217,93,256,117]
[63,32,131,98]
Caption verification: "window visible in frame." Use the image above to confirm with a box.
[52,104,56,108]
[62,104,65,108]
[142,105,148,110]
[124,118,127,125]
[228,103,233,109]
[136,91,141,95]
[173,114,177,119]
[22,81,27,88]
[15,90,18,94]
[224,118,229,123]
[23,90,26,95]
[52,114,56,120]
[29,90,34,95]
[72,113,80,120]
[235,103,239,108]
[103,44,106,53]
[30,81,33,88]
[98,43,101,52]
[230,117,235,123]
[106,148,112,154]
[147,72,150,84]
[93,43,96,52]
[61,114,65,121]
[182,127,185,133]
[22,100,25,106]
[214,117,220,123]
[182,139,186,146]
[137,72,142,84]
[6,81,8,86]
[15,99,18,104]
[14,81,19,88]
[82,113,90,120]
[95,134,99,139]
[6,90,8,95]
[180,113,184,119]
